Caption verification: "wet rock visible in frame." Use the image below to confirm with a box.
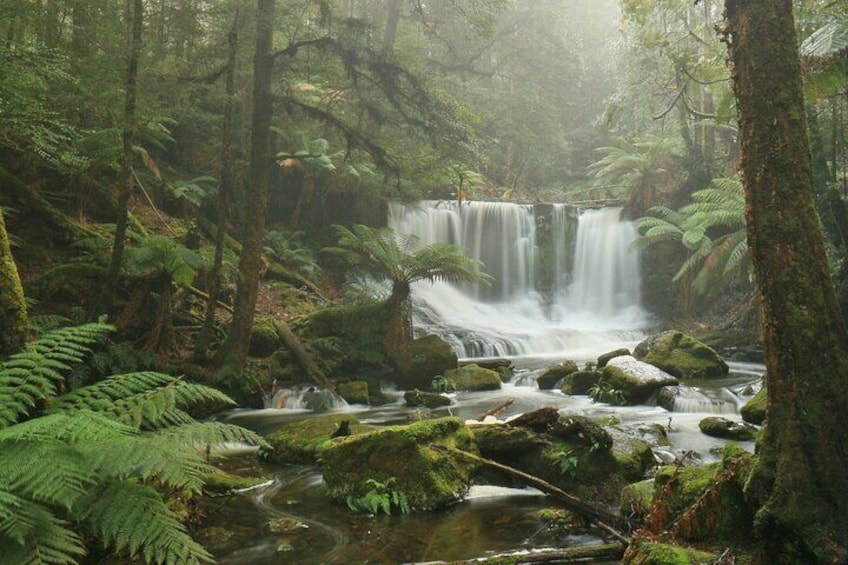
[602,356,679,405]
[337,381,370,405]
[267,517,307,533]
[389,334,458,390]
[698,416,758,441]
[404,389,452,408]
[471,424,547,457]
[561,370,602,395]
[265,414,373,464]
[619,478,654,519]
[536,360,578,390]
[443,363,502,391]
[598,347,630,368]
[320,417,478,511]
[634,331,729,380]
[740,384,766,425]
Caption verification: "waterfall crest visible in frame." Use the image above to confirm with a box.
[388,200,649,360]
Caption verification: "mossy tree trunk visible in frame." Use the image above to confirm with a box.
[385,280,412,356]
[217,0,274,371]
[725,1,848,561]
[0,207,27,356]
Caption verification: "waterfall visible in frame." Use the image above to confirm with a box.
[388,200,648,360]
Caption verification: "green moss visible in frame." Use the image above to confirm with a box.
[620,479,655,517]
[740,385,766,425]
[337,381,369,405]
[319,417,478,511]
[404,389,451,408]
[203,468,269,495]
[389,334,458,390]
[249,316,282,357]
[265,414,373,464]
[624,540,716,565]
[443,363,502,391]
[536,360,578,390]
[561,370,602,395]
[634,331,729,380]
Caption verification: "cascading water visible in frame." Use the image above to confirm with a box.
[388,200,650,360]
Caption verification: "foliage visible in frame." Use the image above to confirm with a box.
[345,477,411,516]
[588,380,627,406]
[264,230,320,282]
[0,323,264,564]
[431,375,457,393]
[125,234,207,289]
[634,177,748,296]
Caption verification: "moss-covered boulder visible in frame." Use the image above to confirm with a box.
[602,356,679,405]
[740,384,766,425]
[470,424,547,457]
[536,360,578,390]
[623,540,717,565]
[443,363,502,391]
[698,416,758,441]
[337,381,369,405]
[389,334,458,390]
[647,445,755,543]
[249,316,283,357]
[203,468,270,495]
[633,331,729,380]
[319,417,478,511]
[299,301,390,372]
[265,414,373,464]
[598,348,630,368]
[561,370,602,395]
[404,389,452,408]
[619,478,654,518]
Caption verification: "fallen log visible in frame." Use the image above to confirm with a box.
[448,543,625,564]
[431,445,631,546]
[274,319,336,394]
[474,398,514,420]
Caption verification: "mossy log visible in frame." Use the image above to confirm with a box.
[274,319,336,393]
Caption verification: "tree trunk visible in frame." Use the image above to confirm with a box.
[196,10,239,360]
[384,280,412,356]
[101,0,143,313]
[0,208,27,356]
[724,1,848,562]
[381,0,401,59]
[217,0,274,370]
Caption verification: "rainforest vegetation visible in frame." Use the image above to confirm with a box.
[1,0,847,563]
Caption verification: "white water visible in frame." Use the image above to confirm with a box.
[388,201,650,361]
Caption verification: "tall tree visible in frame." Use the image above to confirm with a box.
[0,208,27,356]
[101,0,143,312]
[725,0,848,561]
[217,0,275,370]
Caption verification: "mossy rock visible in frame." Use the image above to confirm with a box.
[404,389,452,408]
[608,428,656,481]
[623,540,717,565]
[740,385,766,425]
[265,414,373,464]
[598,347,630,368]
[649,446,755,543]
[443,363,502,391]
[203,468,269,495]
[536,360,578,390]
[634,331,729,380]
[249,316,283,357]
[319,417,478,511]
[389,334,458,390]
[471,424,547,457]
[300,301,390,370]
[619,478,654,518]
[698,416,758,441]
[561,370,602,395]
[337,381,369,405]
[602,356,679,405]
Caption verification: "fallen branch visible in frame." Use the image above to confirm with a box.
[432,445,631,546]
[274,319,337,394]
[475,398,514,420]
[448,543,625,564]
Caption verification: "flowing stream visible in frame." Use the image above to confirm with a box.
[205,202,763,564]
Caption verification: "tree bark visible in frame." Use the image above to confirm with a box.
[101,0,143,313]
[0,207,27,356]
[275,320,335,393]
[217,0,275,370]
[724,1,848,561]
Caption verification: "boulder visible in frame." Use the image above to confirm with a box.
[536,360,579,390]
[634,331,729,380]
[337,381,369,405]
[698,416,758,441]
[561,370,602,395]
[265,414,373,464]
[443,363,502,391]
[471,424,547,457]
[388,334,458,390]
[404,389,452,408]
[598,348,630,368]
[602,356,679,405]
[249,316,283,357]
[619,478,654,518]
[319,417,478,511]
[740,384,766,425]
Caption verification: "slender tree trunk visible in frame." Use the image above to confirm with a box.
[724,1,848,562]
[0,208,27,356]
[217,0,274,370]
[385,280,412,355]
[101,0,143,314]
[381,0,401,59]
[196,10,239,360]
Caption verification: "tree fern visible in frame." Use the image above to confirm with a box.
[0,324,262,564]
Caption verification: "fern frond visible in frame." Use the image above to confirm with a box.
[0,441,93,508]
[0,492,85,565]
[83,480,214,565]
[156,421,266,451]
[723,233,750,275]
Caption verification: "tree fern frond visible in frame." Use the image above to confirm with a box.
[0,492,85,565]
[156,421,266,451]
[82,480,214,565]
[723,232,750,275]
[0,441,93,508]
